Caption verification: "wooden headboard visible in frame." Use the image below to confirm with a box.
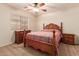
[43,23,60,29]
[43,22,63,33]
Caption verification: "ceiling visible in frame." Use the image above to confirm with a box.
[4,3,79,15]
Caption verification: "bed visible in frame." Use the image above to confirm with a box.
[24,23,63,56]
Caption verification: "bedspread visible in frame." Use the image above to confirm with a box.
[26,30,61,44]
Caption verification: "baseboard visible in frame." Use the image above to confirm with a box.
[0,41,14,47]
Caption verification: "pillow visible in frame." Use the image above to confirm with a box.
[42,29,56,32]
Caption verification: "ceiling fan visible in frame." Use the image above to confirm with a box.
[24,3,47,13]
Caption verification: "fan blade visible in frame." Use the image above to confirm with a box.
[25,3,34,7]
[24,6,34,11]
[39,3,45,7]
[42,9,47,12]
[39,4,47,12]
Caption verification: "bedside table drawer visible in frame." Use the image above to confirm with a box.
[64,36,74,40]
[15,30,31,44]
[62,33,75,45]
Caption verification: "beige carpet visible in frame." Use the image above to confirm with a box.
[0,43,79,56]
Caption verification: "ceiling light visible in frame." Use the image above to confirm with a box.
[33,8,39,13]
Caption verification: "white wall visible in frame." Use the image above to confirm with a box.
[0,4,36,47]
[37,12,63,31]
[28,15,37,32]
[37,7,79,44]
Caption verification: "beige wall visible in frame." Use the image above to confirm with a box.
[37,12,63,31]
[0,4,12,47]
[0,4,36,47]
[28,15,37,32]
[37,7,79,44]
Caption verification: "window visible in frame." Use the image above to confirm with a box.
[10,14,28,31]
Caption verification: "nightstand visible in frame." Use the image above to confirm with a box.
[15,30,31,44]
[62,33,75,45]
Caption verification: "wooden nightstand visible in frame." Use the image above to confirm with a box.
[62,33,75,45]
[15,30,31,44]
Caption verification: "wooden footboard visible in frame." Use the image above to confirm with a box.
[24,38,58,55]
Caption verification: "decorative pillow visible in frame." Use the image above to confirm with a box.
[42,29,56,32]
[42,29,62,37]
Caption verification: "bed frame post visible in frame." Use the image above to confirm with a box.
[61,22,63,34]
[61,22,63,42]
[43,24,45,29]
[51,30,58,55]
[52,30,56,44]
[23,29,26,47]
[50,30,55,44]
